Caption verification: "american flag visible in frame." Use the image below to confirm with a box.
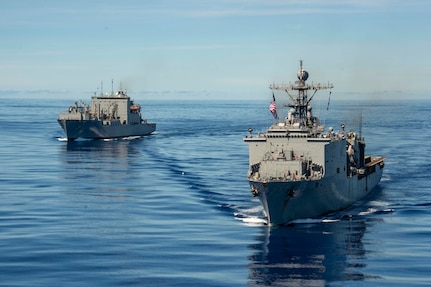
[269,93,278,119]
[327,91,332,110]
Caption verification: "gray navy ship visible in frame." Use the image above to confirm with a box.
[58,84,156,141]
[244,61,385,225]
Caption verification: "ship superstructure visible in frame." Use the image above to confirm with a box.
[244,61,385,225]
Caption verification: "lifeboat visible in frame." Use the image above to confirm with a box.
[130,104,141,112]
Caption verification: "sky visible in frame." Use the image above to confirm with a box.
[0,0,430,100]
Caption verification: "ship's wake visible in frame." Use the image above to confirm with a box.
[232,197,395,227]
[56,135,144,142]
[233,205,268,226]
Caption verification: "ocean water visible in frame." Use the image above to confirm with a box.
[0,96,430,286]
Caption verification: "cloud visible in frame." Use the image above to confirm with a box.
[0,89,71,98]
[124,0,426,18]
[137,44,238,52]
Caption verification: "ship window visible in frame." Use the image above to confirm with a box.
[337,168,340,174]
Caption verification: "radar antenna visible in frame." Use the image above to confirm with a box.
[269,60,333,128]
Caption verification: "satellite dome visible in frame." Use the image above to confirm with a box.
[297,70,309,81]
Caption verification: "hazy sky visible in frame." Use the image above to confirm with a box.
[1,0,430,99]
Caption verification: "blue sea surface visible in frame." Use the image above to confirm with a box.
[0,96,430,286]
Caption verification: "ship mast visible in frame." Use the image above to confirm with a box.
[269,60,333,128]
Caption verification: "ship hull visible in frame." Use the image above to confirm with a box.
[249,163,384,225]
[58,119,156,140]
